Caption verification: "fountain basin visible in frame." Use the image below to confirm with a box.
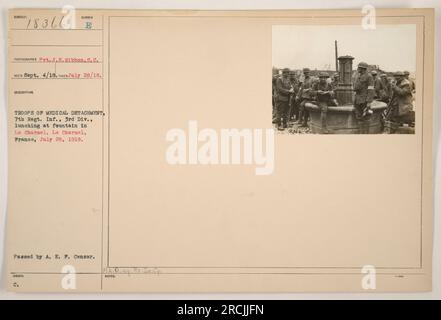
[305,100,387,134]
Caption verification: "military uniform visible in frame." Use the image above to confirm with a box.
[410,79,415,93]
[403,71,416,94]
[354,69,375,120]
[330,73,339,91]
[389,78,414,123]
[275,72,293,128]
[312,74,334,133]
[330,79,339,91]
[288,74,300,121]
[378,75,392,103]
[372,76,381,98]
[312,81,334,103]
[406,77,416,97]
[296,70,314,126]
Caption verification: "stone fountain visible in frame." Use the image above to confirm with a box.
[305,55,387,134]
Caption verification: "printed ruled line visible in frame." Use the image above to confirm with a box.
[10,28,103,31]
[11,61,102,64]
[10,44,102,47]
[420,16,426,269]
[101,13,105,291]
[11,78,102,80]
[10,271,426,276]
[108,266,423,270]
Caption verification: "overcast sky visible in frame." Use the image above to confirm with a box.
[272,24,416,73]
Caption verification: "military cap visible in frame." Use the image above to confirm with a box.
[282,68,290,74]
[371,70,378,75]
[394,71,404,76]
[357,62,369,69]
[303,68,310,72]
[319,72,329,78]
[403,71,410,76]
[380,73,387,78]
[333,72,339,78]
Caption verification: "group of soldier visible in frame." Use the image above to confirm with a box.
[272,62,415,132]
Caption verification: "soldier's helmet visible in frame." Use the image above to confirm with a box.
[380,73,387,78]
[333,72,339,78]
[357,62,369,69]
[319,72,329,78]
[303,68,310,73]
[289,70,296,76]
[371,70,378,75]
[403,71,410,76]
[282,68,290,74]
[394,71,404,77]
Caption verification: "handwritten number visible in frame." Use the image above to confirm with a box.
[51,16,57,29]
[25,16,71,30]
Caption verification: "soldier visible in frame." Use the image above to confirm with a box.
[403,71,416,94]
[353,62,375,133]
[289,70,298,84]
[330,72,339,91]
[311,72,334,133]
[296,68,314,127]
[275,68,294,129]
[371,70,382,99]
[386,71,414,124]
[377,73,391,103]
[288,70,300,122]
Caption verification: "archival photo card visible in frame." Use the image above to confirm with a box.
[5,8,434,293]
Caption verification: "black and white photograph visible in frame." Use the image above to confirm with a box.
[272,25,416,134]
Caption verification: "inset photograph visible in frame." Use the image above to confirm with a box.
[272,25,416,134]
